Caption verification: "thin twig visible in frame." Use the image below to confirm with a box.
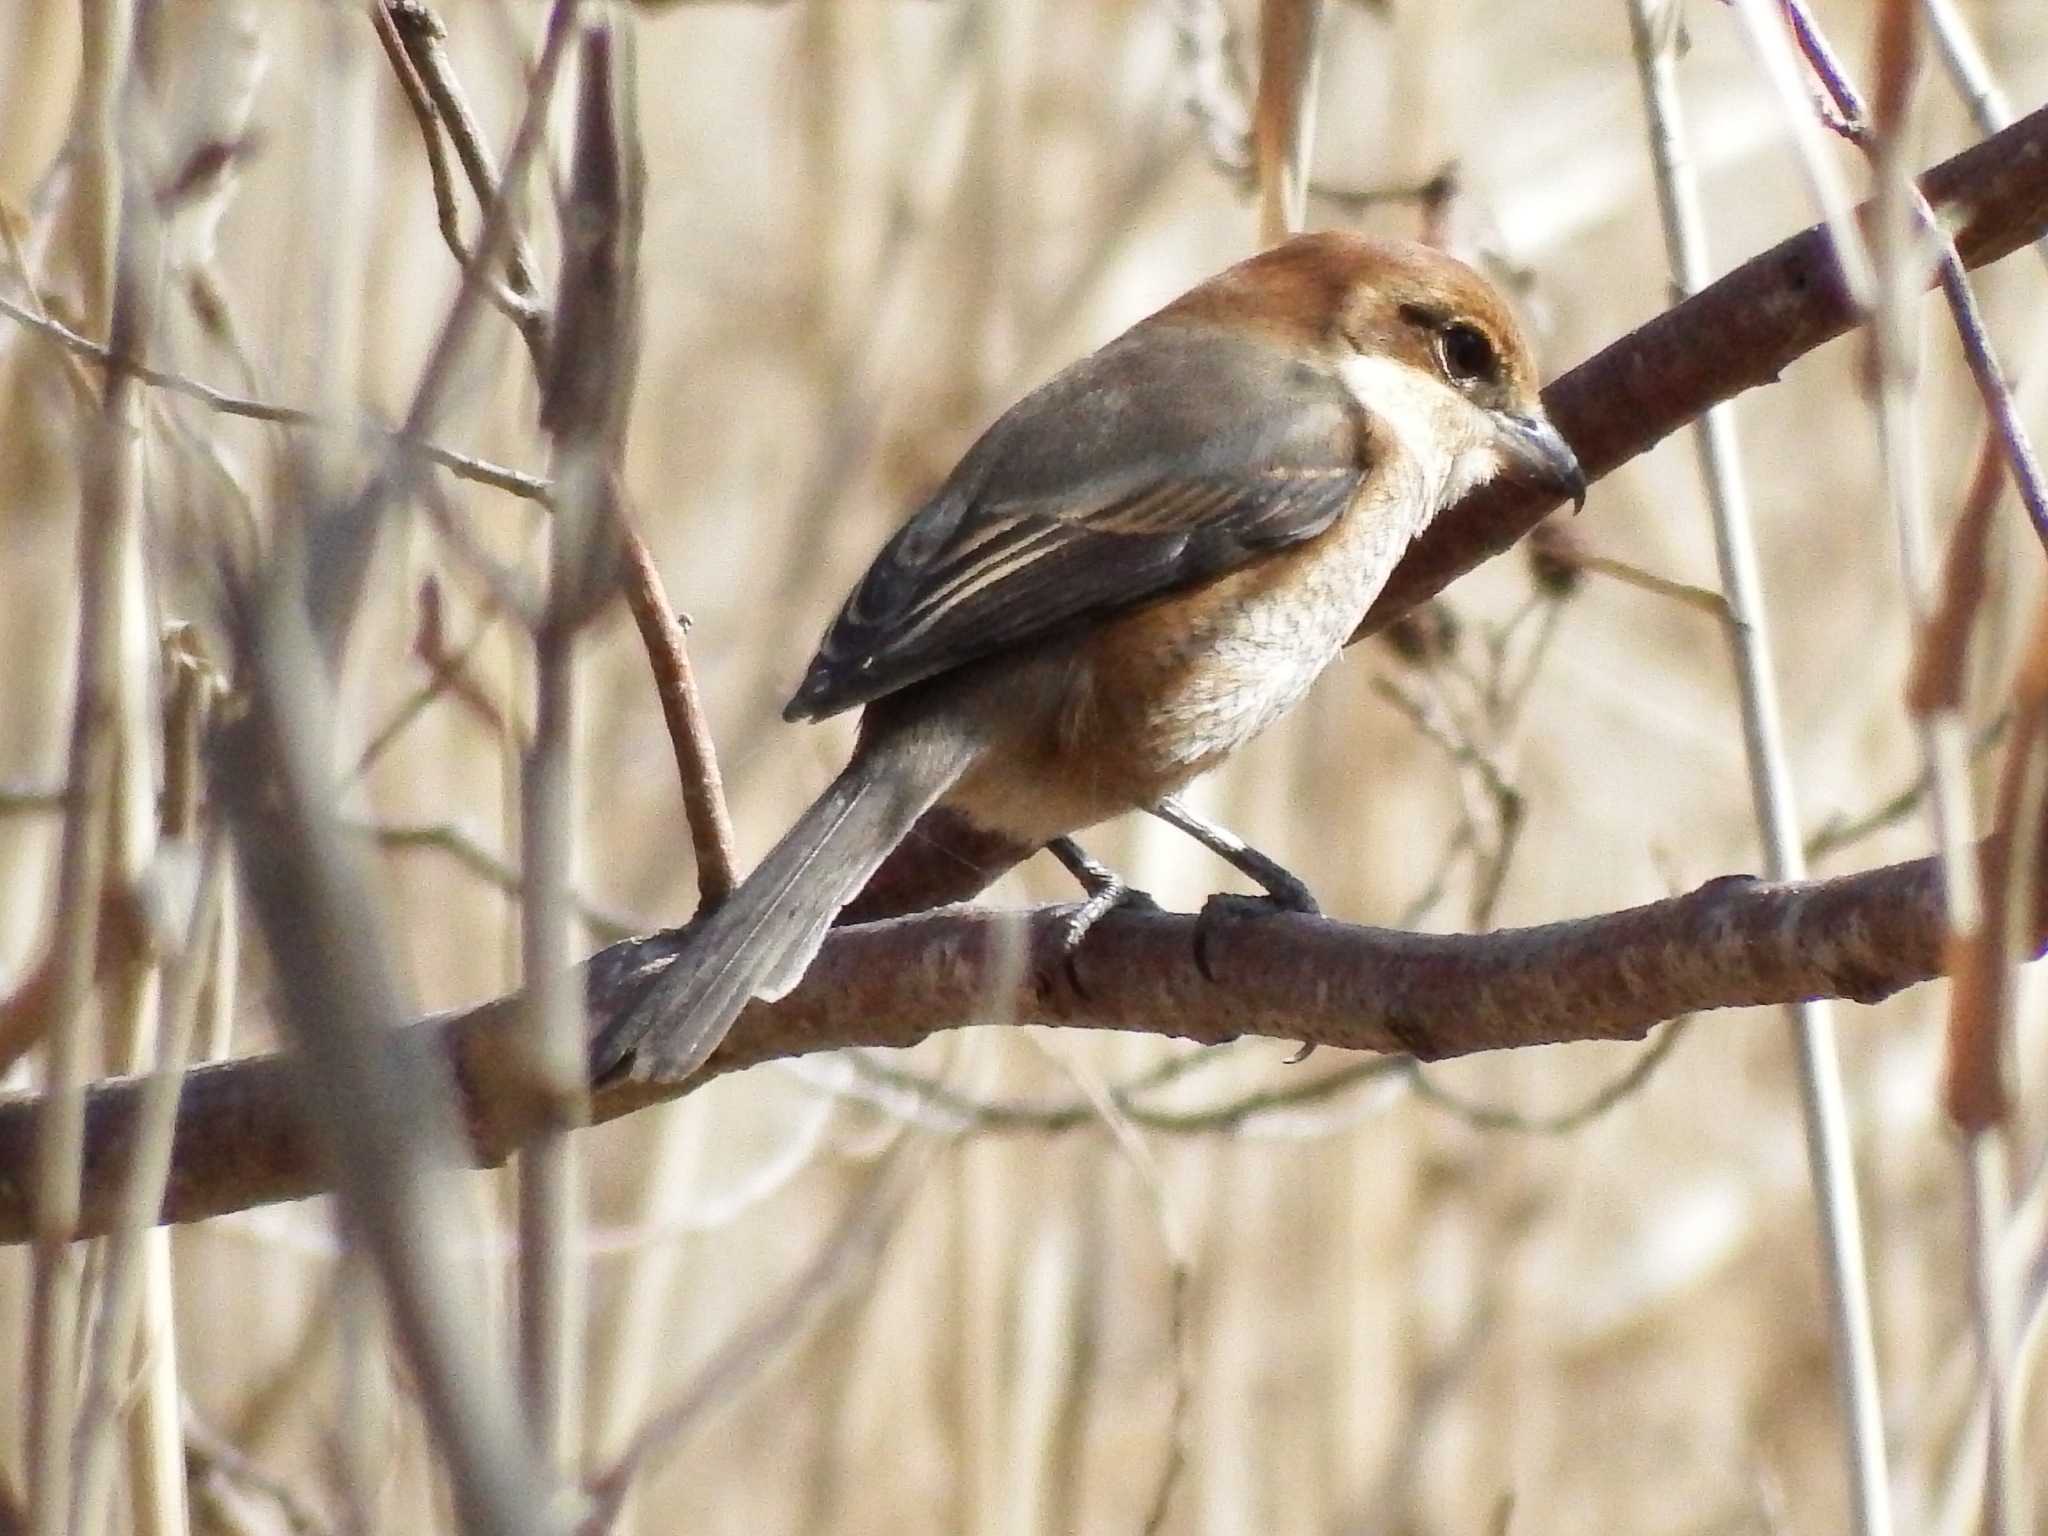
[28,8,144,1526]
[182,1403,336,1536]
[380,0,549,359]
[515,12,643,1469]
[314,0,583,656]
[1631,11,1893,1535]
[1920,0,2048,273]
[586,1139,926,1529]
[1778,6,2026,1529]
[0,785,66,815]
[351,817,638,943]
[1167,0,1252,177]
[1781,0,2048,555]
[619,528,738,905]
[0,287,551,500]
[347,582,520,785]
[216,557,566,1536]
[1037,1040,1190,1536]
[70,836,228,1536]
[371,1,487,299]
[836,1046,1405,1137]
[1805,715,2010,862]
[1402,1017,1692,1136]
[1251,0,1323,245]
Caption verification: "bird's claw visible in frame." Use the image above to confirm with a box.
[1047,880,1160,998]
[1192,890,1306,980]
[1193,890,1321,1062]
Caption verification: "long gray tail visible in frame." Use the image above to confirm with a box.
[593,723,977,1084]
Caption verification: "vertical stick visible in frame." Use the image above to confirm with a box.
[1627,9,1894,1536]
[518,609,585,1468]
[1253,0,1324,245]
[27,3,136,1531]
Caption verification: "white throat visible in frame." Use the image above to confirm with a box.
[1334,352,1504,519]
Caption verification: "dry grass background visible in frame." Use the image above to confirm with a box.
[1,0,2046,1532]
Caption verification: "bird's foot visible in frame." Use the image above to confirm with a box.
[1192,889,1318,981]
[1193,886,1322,1061]
[1048,876,1161,997]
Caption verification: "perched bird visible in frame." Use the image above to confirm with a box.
[595,230,1585,1084]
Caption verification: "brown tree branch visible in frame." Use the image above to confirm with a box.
[1353,98,2048,638]
[0,832,2034,1246]
[618,526,738,905]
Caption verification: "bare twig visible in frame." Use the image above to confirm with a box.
[1781,0,2048,555]
[0,288,552,501]
[28,8,147,1526]
[0,784,66,815]
[1805,715,2010,862]
[69,630,218,1536]
[70,836,227,1536]
[1628,9,1892,1534]
[619,530,738,905]
[1401,1017,1692,1136]
[183,1404,336,1536]
[836,1047,1405,1137]
[351,817,638,943]
[512,12,644,1470]
[215,554,566,1536]
[1037,1042,1190,1536]
[347,581,521,784]
[313,0,582,656]
[1944,597,2048,1536]
[586,1139,926,1528]
[378,0,549,358]
[1524,529,1732,622]
[1251,0,1323,244]
[1921,0,2048,274]
[1774,5,2027,1528]
[370,2,460,221]
[1167,0,1252,177]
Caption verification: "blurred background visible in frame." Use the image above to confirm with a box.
[1,0,2046,1531]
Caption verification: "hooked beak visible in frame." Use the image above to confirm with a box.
[1498,411,1587,512]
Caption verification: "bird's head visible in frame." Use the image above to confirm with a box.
[1166,231,1586,514]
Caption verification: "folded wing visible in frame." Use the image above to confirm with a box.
[786,324,1370,722]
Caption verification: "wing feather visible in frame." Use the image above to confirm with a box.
[786,324,1369,721]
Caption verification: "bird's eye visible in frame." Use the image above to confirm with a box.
[1437,322,1498,385]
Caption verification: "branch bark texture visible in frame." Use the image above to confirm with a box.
[0,839,2019,1245]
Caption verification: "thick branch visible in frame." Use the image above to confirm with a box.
[0,840,2019,1244]
[1355,98,2048,636]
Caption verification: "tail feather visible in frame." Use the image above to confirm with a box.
[593,725,975,1084]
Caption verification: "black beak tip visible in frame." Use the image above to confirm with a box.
[1505,412,1587,514]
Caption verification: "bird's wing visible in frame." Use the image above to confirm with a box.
[786,325,1369,721]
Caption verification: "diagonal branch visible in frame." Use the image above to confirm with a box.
[1354,98,2048,640]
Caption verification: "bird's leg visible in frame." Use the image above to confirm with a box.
[1151,796,1322,917]
[1043,836,1159,992]
[1152,797,1321,1060]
